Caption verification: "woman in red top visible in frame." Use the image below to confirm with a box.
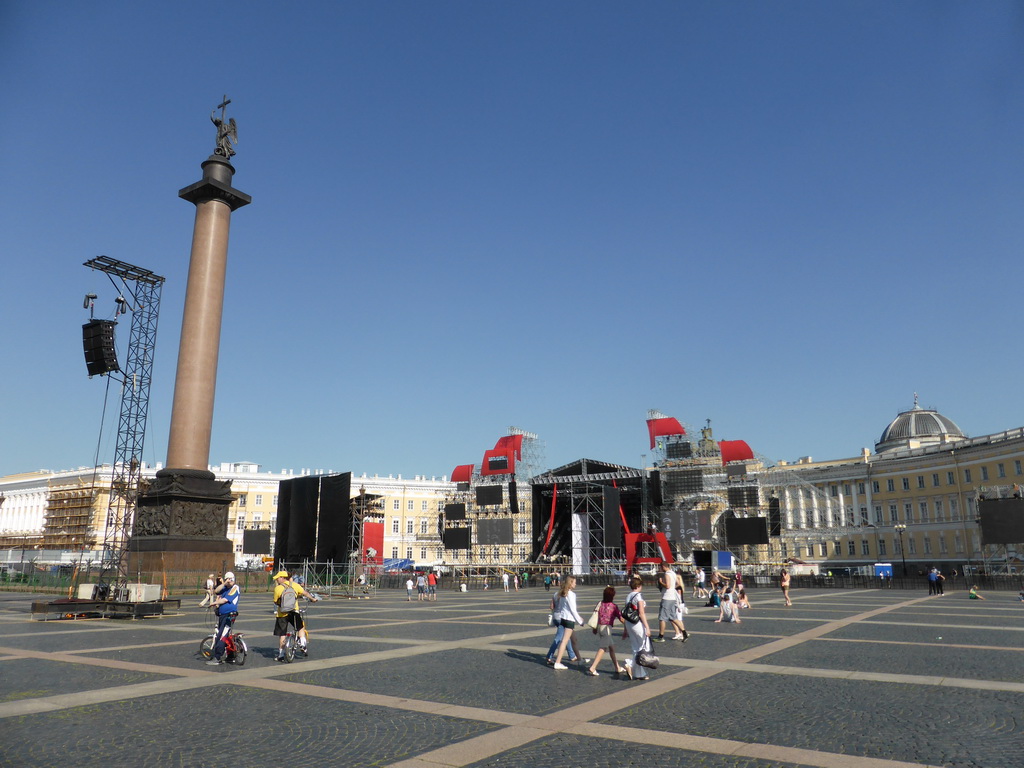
[586,586,626,676]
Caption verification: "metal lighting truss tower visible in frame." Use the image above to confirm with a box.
[84,256,165,598]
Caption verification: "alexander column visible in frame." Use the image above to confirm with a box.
[129,98,251,582]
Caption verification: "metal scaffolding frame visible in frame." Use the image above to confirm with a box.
[84,256,165,598]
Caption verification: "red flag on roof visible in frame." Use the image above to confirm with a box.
[451,464,474,483]
[646,417,686,449]
[719,440,754,466]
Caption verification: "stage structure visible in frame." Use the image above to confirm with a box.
[530,459,658,574]
[442,427,544,566]
[651,414,855,569]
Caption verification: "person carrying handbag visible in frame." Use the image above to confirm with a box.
[620,576,652,680]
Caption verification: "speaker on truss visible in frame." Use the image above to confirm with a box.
[726,463,747,480]
[768,496,781,536]
[444,503,466,520]
[666,440,691,459]
[508,480,518,513]
[476,484,503,506]
[82,319,119,376]
[602,485,620,548]
[443,526,471,550]
[649,470,662,508]
[725,516,769,546]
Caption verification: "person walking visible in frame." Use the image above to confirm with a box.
[586,586,626,676]
[654,561,686,642]
[621,576,652,680]
[780,568,792,606]
[502,571,510,592]
[673,579,690,640]
[545,589,580,666]
[198,573,215,607]
[427,570,438,601]
[551,575,585,670]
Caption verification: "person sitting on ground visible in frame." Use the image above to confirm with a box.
[969,585,985,600]
[715,587,740,623]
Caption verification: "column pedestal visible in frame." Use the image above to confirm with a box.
[127,471,235,584]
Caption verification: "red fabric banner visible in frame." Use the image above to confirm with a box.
[451,464,474,483]
[362,522,384,566]
[719,439,754,466]
[646,417,686,449]
[493,434,524,460]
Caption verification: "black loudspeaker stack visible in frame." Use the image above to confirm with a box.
[509,480,518,513]
[83,319,119,376]
[649,470,662,507]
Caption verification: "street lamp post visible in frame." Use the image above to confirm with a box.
[894,524,908,577]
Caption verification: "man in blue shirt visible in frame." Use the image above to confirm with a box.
[207,571,240,665]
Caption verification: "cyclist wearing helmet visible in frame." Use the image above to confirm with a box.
[207,571,240,665]
[272,571,316,661]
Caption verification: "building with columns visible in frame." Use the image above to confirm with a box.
[775,403,1024,573]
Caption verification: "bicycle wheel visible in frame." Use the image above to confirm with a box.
[231,636,247,666]
[199,635,215,660]
[283,634,295,663]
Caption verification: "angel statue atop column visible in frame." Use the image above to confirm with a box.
[211,96,237,158]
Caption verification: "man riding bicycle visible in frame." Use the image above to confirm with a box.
[206,571,240,665]
[273,571,318,661]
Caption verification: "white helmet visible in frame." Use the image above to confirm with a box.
[224,571,236,581]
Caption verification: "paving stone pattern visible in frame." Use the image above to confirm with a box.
[1,586,1022,767]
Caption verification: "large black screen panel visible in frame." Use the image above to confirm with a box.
[316,472,352,563]
[693,550,712,568]
[443,527,471,550]
[477,518,514,546]
[242,529,271,555]
[444,503,467,520]
[979,498,1024,545]
[476,484,503,506]
[725,516,769,545]
[602,486,620,547]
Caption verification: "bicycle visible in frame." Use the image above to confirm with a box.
[199,611,248,666]
[280,592,321,663]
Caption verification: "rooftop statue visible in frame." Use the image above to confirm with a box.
[211,96,237,159]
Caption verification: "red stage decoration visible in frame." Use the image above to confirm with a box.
[646,417,686,449]
[451,464,474,483]
[541,483,558,554]
[481,448,515,476]
[624,531,673,574]
[493,434,524,460]
[362,522,384,566]
[719,439,754,466]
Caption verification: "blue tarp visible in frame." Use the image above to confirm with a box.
[383,558,414,571]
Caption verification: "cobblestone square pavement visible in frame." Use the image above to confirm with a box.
[1,586,1022,767]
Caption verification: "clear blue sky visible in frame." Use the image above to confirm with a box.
[2,2,1023,479]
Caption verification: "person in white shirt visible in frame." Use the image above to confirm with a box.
[654,561,687,641]
[551,576,585,670]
